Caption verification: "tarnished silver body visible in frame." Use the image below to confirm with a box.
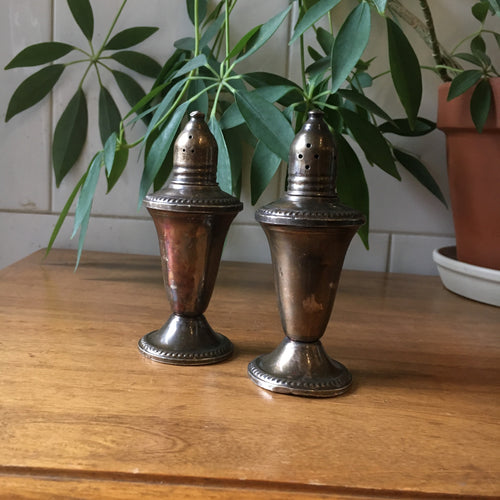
[138,111,242,365]
[249,110,365,396]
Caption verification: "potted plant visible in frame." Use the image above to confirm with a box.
[389,0,500,272]
[5,0,448,266]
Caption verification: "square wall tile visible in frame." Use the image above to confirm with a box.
[344,232,390,272]
[390,233,456,276]
[0,0,52,211]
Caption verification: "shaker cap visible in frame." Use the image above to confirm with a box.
[143,111,243,214]
[255,110,365,228]
[171,110,218,185]
[287,110,336,197]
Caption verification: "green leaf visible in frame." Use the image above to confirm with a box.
[470,35,487,55]
[290,0,342,44]
[308,45,324,61]
[340,107,400,179]
[174,37,195,51]
[372,0,388,14]
[487,0,500,15]
[394,149,447,206]
[224,126,245,196]
[470,78,492,132]
[386,17,422,129]
[5,64,65,121]
[351,71,372,90]
[200,11,225,48]
[447,70,482,100]
[103,133,117,176]
[152,48,187,88]
[322,94,343,133]
[379,117,436,136]
[112,70,146,110]
[221,84,298,130]
[187,0,208,25]
[335,134,369,248]
[243,72,301,90]
[5,42,75,69]
[152,136,174,191]
[53,88,88,186]
[330,2,371,93]
[234,4,292,64]
[139,101,190,206]
[235,89,294,162]
[174,54,208,77]
[67,0,94,41]
[72,152,102,238]
[316,27,334,55]
[472,2,489,22]
[110,51,162,78]
[227,25,261,61]
[251,140,281,205]
[104,27,159,50]
[106,144,129,192]
[45,172,87,257]
[454,52,483,66]
[98,86,121,146]
[123,80,170,121]
[75,203,91,270]
[495,32,500,48]
[144,78,187,145]
[187,79,209,116]
[338,89,393,123]
[208,116,232,194]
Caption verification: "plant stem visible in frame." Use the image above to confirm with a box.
[97,0,128,59]
[224,0,230,73]
[65,58,93,66]
[387,0,461,76]
[417,0,450,82]
[298,1,307,89]
[78,63,93,89]
[194,0,200,57]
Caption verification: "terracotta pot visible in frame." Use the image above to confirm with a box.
[437,77,500,270]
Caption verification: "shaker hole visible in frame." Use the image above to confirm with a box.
[306,143,311,148]
[314,154,319,159]
[188,135,193,139]
[298,153,303,159]
[191,149,195,153]
[182,148,186,152]
[305,164,310,170]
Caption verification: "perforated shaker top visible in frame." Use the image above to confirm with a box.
[143,111,242,213]
[255,110,365,227]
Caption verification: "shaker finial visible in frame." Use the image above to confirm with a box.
[287,110,336,197]
[172,110,218,185]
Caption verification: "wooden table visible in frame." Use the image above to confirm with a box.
[0,249,498,499]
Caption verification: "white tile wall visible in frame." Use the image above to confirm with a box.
[0,1,491,273]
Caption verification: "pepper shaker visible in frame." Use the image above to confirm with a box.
[249,110,365,396]
[138,111,243,365]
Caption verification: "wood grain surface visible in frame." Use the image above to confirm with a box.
[0,249,498,499]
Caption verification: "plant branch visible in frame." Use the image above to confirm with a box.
[417,0,450,82]
[387,0,461,78]
[98,0,128,58]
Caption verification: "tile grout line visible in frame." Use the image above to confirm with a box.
[48,0,55,214]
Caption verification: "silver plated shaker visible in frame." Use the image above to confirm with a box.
[249,110,365,396]
[138,111,243,365]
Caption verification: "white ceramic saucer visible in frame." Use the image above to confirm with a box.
[432,246,500,307]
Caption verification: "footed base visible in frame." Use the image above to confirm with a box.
[248,337,351,397]
[138,314,233,365]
